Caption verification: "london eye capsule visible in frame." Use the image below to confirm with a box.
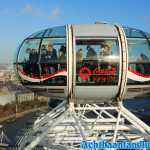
[14,23,150,104]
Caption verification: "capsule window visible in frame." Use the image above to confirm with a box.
[75,39,120,85]
[127,39,150,84]
[17,39,41,84]
[39,38,67,85]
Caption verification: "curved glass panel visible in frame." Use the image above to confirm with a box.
[127,39,150,84]
[76,39,119,85]
[16,26,66,87]
[28,29,46,38]
[39,38,67,85]
[44,26,66,37]
[123,27,145,38]
[17,39,41,84]
[145,32,150,38]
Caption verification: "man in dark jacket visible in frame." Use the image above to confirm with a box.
[86,45,97,60]
[46,44,57,61]
[44,44,57,73]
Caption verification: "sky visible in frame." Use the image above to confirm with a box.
[0,0,150,64]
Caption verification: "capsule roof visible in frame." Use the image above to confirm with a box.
[28,26,66,38]
[26,24,150,39]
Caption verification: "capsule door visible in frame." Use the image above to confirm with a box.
[72,24,121,104]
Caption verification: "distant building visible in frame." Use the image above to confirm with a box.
[0,94,15,106]
[0,64,17,83]
[15,91,34,103]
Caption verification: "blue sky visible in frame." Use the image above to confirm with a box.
[0,0,150,63]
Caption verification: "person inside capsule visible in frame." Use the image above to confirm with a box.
[30,48,39,77]
[76,48,83,62]
[19,48,31,77]
[46,44,57,62]
[24,47,39,77]
[56,45,66,83]
[99,41,112,70]
[58,45,66,69]
[86,45,97,60]
[40,44,58,83]
[99,42,112,57]
[41,45,47,61]
[86,45,97,81]
[45,44,57,74]
[76,48,84,82]
[136,53,150,74]
[40,45,48,75]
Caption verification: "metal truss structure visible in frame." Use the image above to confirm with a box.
[0,128,9,148]
[15,100,150,150]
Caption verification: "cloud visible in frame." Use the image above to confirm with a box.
[19,4,61,20]
[23,4,33,13]
[48,7,60,20]
[21,3,42,17]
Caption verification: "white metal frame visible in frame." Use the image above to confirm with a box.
[115,24,128,101]
[15,100,150,150]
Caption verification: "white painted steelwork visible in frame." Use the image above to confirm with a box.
[15,100,150,150]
